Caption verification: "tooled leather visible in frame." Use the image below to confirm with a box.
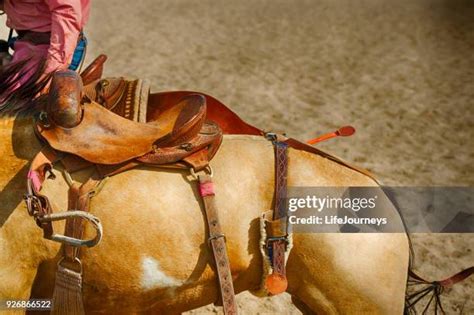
[272,241,287,278]
[83,78,127,111]
[274,142,289,220]
[199,175,238,315]
[270,142,289,281]
[137,122,222,166]
[83,78,142,122]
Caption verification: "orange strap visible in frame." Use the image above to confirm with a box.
[307,126,355,145]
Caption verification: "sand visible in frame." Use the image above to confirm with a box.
[3,0,473,313]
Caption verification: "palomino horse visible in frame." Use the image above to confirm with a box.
[0,99,409,314]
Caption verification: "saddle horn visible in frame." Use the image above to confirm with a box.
[48,70,83,128]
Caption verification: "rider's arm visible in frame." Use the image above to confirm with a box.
[44,0,86,73]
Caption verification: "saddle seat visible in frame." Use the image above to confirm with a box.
[38,70,219,166]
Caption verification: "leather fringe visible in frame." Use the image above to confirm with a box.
[51,264,85,315]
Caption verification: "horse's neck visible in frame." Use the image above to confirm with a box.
[0,115,51,299]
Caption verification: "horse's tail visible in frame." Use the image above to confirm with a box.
[404,265,474,314]
[383,187,474,314]
[0,57,51,116]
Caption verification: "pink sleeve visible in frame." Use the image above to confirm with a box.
[44,0,83,74]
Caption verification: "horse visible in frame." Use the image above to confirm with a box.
[0,95,410,314]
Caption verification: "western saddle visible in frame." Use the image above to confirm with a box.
[27,69,243,315]
[41,70,219,167]
[26,59,363,314]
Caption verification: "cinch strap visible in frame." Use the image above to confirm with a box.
[198,174,238,315]
[264,140,290,295]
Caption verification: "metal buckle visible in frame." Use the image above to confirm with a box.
[264,132,288,145]
[62,169,108,197]
[24,193,42,217]
[57,257,83,274]
[37,111,51,128]
[189,165,213,181]
[179,143,193,151]
[38,211,103,247]
[265,132,278,142]
[265,236,289,248]
[208,233,226,246]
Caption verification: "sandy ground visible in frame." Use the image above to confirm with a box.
[4,0,473,313]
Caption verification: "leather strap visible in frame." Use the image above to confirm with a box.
[26,147,59,239]
[265,141,289,295]
[63,177,100,264]
[409,267,474,288]
[81,54,107,86]
[273,142,289,220]
[198,174,238,315]
[273,141,289,281]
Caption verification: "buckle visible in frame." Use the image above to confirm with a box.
[37,111,51,128]
[208,233,226,246]
[265,236,289,248]
[57,257,83,274]
[264,132,278,142]
[189,165,213,181]
[24,193,42,217]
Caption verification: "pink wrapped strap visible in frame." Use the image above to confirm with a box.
[199,181,215,197]
[27,170,43,191]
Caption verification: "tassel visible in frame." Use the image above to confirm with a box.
[51,264,85,315]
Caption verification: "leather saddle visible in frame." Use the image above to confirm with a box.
[37,70,222,169]
[29,69,236,315]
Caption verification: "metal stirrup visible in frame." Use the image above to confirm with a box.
[38,210,103,247]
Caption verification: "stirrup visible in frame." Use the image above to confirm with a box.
[38,211,103,247]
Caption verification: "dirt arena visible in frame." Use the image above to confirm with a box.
[87,0,474,313]
[4,0,473,313]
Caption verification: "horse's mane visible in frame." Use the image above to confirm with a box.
[0,57,51,117]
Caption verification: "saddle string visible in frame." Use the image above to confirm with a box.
[306,125,355,145]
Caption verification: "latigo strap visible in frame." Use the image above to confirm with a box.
[52,177,101,315]
[198,174,238,315]
[264,140,290,295]
[273,142,289,219]
[63,177,100,262]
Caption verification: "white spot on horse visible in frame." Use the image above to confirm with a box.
[140,257,183,290]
